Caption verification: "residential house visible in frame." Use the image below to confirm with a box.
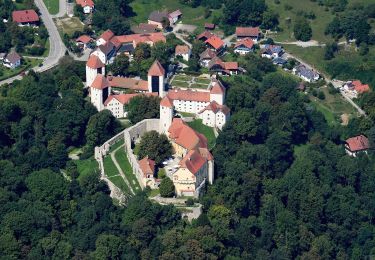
[272,57,287,66]
[197,31,215,41]
[199,48,217,67]
[342,80,370,99]
[76,0,94,13]
[3,52,21,69]
[91,41,117,64]
[12,10,39,26]
[205,35,225,53]
[76,35,93,49]
[148,11,170,29]
[261,44,284,59]
[198,101,230,130]
[234,38,254,55]
[208,57,238,75]
[175,45,191,61]
[236,27,260,42]
[293,64,319,83]
[96,29,114,46]
[204,23,215,30]
[345,135,370,157]
[138,157,157,188]
[168,10,182,24]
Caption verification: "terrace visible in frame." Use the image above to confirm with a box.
[169,73,212,90]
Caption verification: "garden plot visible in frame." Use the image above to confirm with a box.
[170,74,212,90]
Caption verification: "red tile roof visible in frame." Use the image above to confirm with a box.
[179,149,207,175]
[205,35,225,50]
[86,55,104,69]
[352,80,370,94]
[113,32,166,46]
[160,95,174,108]
[197,31,214,40]
[148,60,165,76]
[168,119,208,151]
[175,45,190,55]
[236,27,260,37]
[210,81,225,94]
[198,101,230,115]
[199,48,217,60]
[76,35,92,44]
[234,37,254,49]
[139,157,155,176]
[167,89,210,103]
[198,147,213,161]
[91,74,109,89]
[76,0,94,8]
[224,61,238,70]
[104,93,157,106]
[107,76,149,91]
[346,135,370,152]
[99,30,114,42]
[169,9,182,18]
[12,10,39,23]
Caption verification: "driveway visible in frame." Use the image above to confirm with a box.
[0,0,66,86]
[51,0,67,18]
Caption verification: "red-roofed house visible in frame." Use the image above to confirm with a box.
[168,9,182,24]
[234,38,254,55]
[197,31,215,41]
[345,135,370,157]
[343,80,370,98]
[12,10,39,26]
[236,27,260,42]
[198,101,230,130]
[76,35,93,49]
[205,35,225,53]
[208,57,239,75]
[76,0,94,13]
[138,157,156,187]
[96,30,114,46]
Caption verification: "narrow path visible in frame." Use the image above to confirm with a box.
[51,0,67,18]
[110,145,135,195]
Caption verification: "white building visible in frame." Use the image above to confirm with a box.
[175,45,191,61]
[86,54,105,87]
[198,101,230,130]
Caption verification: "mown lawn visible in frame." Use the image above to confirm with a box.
[75,157,99,181]
[43,0,59,15]
[129,0,221,28]
[114,148,141,192]
[187,119,216,149]
[109,139,125,153]
[108,175,131,194]
[103,156,120,177]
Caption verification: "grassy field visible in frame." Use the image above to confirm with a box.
[75,157,99,181]
[103,156,120,177]
[114,148,141,192]
[0,58,41,81]
[108,176,131,194]
[129,0,221,28]
[56,17,85,36]
[187,119,216,149]
[308,87,357,126]
[43,0,59,15]
[171,74,211,89]
[109,139,125,153]
[266,0,373,43]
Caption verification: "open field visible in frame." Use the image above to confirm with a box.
[115,148,141,192]
[74,157,99,181]
[187,119,216,149]
[43,0,59,15]
[308,87,357,126]
[56,17,85,36]
[129,0,222,28]
[284,44,375,87]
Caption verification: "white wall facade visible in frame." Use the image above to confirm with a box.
[86,65,104,87]
[160,105,173,133]
[173,99,209,114]
[105,98,125,118]
[91,50,106,64]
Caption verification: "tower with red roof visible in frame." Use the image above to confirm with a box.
[148,60,165,97]
[90,74,110,111]
[86,54,105,87]
[159,95,174,133]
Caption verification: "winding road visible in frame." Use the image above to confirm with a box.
[0,0,66,86]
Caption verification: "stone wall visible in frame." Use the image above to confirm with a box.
[123,119,161,189]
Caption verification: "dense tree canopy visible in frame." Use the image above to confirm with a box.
[294,17,312,41]
[126,95,161,124]
[137,130,173,165]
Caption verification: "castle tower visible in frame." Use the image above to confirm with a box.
[159,95,173,133]
[148,60,165,97]
[90,74,110,111]
[86,54,105,87]
[209,80,225,105]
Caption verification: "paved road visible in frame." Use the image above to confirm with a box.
[0,0,66,86]
[51,0,67,18]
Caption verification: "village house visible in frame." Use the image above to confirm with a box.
[197,31,215,41]
[261,44,284,59]
[12,10,39,26]
[76,0,94,13]
[168,10,182,25]
[205,35,225,54]
[175,45,191,61]
[234,38,254,55]
[236,27,260,42]
[76,35,93,49]
[342,80,370,99]
[345,135,370,157]
[3,52,21,69]
[272,57,287,66]
[91,41,117,64]
[132,23,158,34]
[208,56,239,75]
[198,101,230,130]
[148,11,169,29]
[293,64,319,83]
[138,157,157,188]
[96,30,115,46]
[199,49,217,68]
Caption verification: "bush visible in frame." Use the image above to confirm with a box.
[318,91,326,100]
[159,177,175,197]
[185,198,195,206]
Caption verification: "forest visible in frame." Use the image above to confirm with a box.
[1,55,375,258]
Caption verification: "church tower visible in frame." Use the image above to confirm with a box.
[86,54,105,87]
[159,96,173,133]
[90,74,110,111]
[148,60,165,97]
